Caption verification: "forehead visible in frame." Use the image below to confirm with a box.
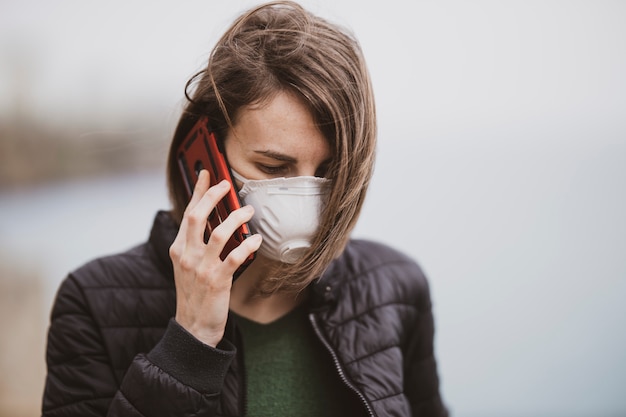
[231,92,331,162]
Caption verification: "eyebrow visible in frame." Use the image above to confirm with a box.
[253,150,297,163]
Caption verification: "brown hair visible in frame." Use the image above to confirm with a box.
[166,1,377,294]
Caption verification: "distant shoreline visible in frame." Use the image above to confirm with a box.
[0,120,170,190]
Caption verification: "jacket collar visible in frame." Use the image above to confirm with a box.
[309,246,352,310]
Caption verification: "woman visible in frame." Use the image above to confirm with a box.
[42,2,448,416]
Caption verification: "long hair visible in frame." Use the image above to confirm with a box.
[166,1,377,294]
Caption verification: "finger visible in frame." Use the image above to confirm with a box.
[204,204,255,258]
[222,233,263,274]
[177,169,210,240]
[187,169,211,210]
[185,180,231,246]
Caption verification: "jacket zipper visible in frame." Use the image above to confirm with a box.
[309,313,376,417]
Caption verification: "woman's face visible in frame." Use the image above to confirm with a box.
[224,92,332,181]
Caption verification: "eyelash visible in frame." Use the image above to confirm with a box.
[256,163,332,177]
[258,164,289,175]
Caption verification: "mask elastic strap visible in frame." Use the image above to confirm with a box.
[230,168,248,184]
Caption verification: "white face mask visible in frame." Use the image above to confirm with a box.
[231,169,331,264]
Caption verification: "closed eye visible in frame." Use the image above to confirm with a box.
[257,164,289,176]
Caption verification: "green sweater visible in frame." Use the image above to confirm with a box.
[232,303,357,416]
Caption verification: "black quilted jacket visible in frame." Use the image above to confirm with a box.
[42,211,448,417]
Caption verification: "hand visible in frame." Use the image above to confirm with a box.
[169,170,262,347]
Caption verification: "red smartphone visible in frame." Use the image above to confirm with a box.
[177,116,255,277]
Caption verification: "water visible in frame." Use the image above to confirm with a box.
[0,170,170,309]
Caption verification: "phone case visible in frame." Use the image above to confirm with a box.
[177,117,255,277]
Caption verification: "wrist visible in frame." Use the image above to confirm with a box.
[175,315,225,347]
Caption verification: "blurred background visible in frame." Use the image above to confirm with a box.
[1,0,624,416]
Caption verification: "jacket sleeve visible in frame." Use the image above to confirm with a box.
[42,275,236,417]
[403,274,449,417]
